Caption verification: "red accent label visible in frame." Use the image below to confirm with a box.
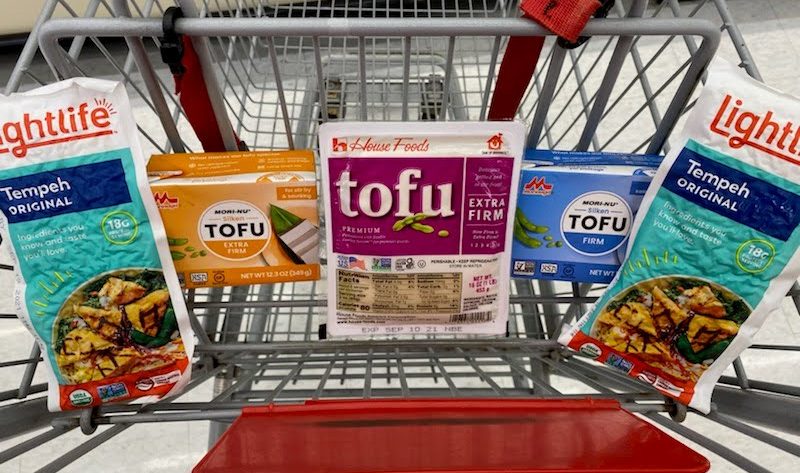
[567,331,694,406]
[59,357,189,410]
[153,191,179,209]
[332,137,347,152]
[486,133,504,151]
[523,176,553,196]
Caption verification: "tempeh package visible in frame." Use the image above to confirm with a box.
[0,78,194,411]
[559,59,800,413]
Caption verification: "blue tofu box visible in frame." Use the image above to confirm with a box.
[511,150,662,283]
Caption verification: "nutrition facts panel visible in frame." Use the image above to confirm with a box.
[337,270,462,314]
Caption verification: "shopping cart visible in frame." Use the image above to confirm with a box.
[1,0,799,472]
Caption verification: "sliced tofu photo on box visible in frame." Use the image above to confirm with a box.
[147,150,321,288]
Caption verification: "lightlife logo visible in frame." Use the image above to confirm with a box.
[711,94,800,165]
[0,98,116,158]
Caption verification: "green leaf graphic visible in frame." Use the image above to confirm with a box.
[270,204,303,235]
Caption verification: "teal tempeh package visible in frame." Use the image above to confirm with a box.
[560,59,800,413]
[0,78,194,411]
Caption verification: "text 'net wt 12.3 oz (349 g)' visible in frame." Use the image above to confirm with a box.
[320,122,524,336]
[559,59,800,413]
[0,78,194,411]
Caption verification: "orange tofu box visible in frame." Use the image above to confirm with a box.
[147,150,320,288]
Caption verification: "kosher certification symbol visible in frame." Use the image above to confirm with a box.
[736,239,775,274]
[135,378,155,391]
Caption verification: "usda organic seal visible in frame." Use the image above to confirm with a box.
[579,343,602,358]
[69,389,93,407]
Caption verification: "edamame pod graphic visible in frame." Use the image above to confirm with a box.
[514,219,541,248]
[515,208,548,233]
[411,223,435,234]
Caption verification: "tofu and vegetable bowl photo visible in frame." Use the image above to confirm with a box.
[591,276,750,382]
[54,269,187,385]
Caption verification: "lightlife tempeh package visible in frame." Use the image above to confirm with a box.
[0,78,194,411]
[148,150,320,288]
[560,59,800,413]
[320,122,523,336]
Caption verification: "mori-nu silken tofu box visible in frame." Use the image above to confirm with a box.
[511,150,661,283]
[148,150,320,288]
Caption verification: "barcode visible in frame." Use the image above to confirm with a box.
[448,311,494,323]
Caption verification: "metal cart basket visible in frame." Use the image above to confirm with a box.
[1,0,799,472]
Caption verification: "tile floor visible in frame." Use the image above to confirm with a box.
[2,0,800,471]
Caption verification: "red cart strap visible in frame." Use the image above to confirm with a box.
[160,6,242,152]
[487,36,545,121]
[521,0,602,43]
[488,0,602,121]
[172,37,241,152]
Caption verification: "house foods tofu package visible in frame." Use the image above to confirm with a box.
[320,122,523,336]
[0,78,194,411]
[148,150,320,288]
[512,150,661,283]
[559,59,800,413]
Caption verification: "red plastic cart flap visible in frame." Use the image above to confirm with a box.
[194,398,709,473]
